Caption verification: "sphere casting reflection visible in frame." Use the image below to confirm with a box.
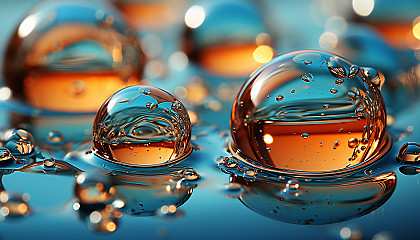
[230,50,389,173]
[93,85,192,167]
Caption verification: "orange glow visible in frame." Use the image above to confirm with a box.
[106,222,117,232]
[253,45,274,63]
[18,203,28,214]
[413,22,420,40]
[263,134,274,144]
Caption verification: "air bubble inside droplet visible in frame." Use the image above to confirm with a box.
[92,86,192,166]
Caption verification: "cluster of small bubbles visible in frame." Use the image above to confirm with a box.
[230,50,387,172]
[4,129,34,156]
[301,73,313,83]
[75,172,116,205]
[43,156,56,168]
[92,86,191,166]
[181,169,200,181]
[397,142,420,162]
[3,1,144,113]
[0,191,31,218]
[0,147,15,166]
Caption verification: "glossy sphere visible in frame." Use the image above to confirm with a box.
[231,50,387,172]
[4,1,144,113]
[92,86,191,166]
[182,0,273,78]
[4,129,35,156]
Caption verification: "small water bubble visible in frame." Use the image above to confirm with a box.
[43,156,56,168]
[47,130,65,144]
[397,142,420,162]
[301,133,309,139]
[348,138,359,148]
[301,73,313,83]
[276,95,284,101]
[303,60,312,65]
[181,169,200,181]
[226,158,238,168]
[145,102,158,109]
[323,104,330,109]
[143,88,151,95]
[327,56,347,78]
[355,107,365,117]
[335,79,344,85]
[266,95,271,98]
[348,65,360,78]
[291,89,296,94]
[361,67,382,86]
[330,88,338,94]
[0,147,15,166]
[347,92,357,101]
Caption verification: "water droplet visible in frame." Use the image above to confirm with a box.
[226,158,238,168]
[0,147,15,166]
[276,95,284,101]
[143,88,151,95]
[301,73,313,83]
[47,130,65,144]
[3,1,144,112]
[361,67,382,86]
[348,138,359,148]
[330,88,338,94]
[335,79,344,85]
[301,133,309,139]
[145,102,158,109]
[5,129,34,156]
[355,107,365,117]
[92,86,192,166]
[43,156,56,168]
[266,95,271,98]
[230,50,387,172]
[291,89,296,94]
[348,65,359,78]
[327,56,347,78]
[181,169,200,181]
[286,179,299,191]
[397,142,420,162]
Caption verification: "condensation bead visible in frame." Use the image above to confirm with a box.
[230,50,388,172]
[92,86,191,166]
[182,0,273,78]
[4,129,35,156]
[3,1,144,113]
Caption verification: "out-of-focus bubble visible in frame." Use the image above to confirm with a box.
[92,86,192,167]
[75,172,116,205]
[182,0,274,78]
[3,1,144,113]
[397,142,420,162]
[230,50,389,173]
[86,206,121,233]
[4,129,35,156]
[0,191,31,218]
[112,0,187,31]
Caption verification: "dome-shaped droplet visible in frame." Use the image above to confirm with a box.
[182,0,273,78]
[181,169,200,181]
[397,142,420,162]
[3,1,144,113]
[75,172,115,205]
[43,156,56,168]
[92,85,192,166]
[0,147,15,166]
[47,130,66,145]
[4,129,34,156]
[230,50,388,172]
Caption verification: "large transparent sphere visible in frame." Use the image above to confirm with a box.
[230,50,388,173]
[92,86,191,166]
[3,1,144,113]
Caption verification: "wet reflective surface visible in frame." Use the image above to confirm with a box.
[0,0,420,240]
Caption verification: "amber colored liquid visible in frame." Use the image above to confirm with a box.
[23,72,139,112]
[115,1,182,30]
[236,118,375,172]
[109,142,177,166]
[371,23,418,49]
[199,43,265,78]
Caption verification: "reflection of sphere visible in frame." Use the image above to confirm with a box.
[92,86,192,167]
[3,1,144,113]
[75,172,115,205]
[231,50,388,173]
[182,0,273,78]
[234,172,396,225]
